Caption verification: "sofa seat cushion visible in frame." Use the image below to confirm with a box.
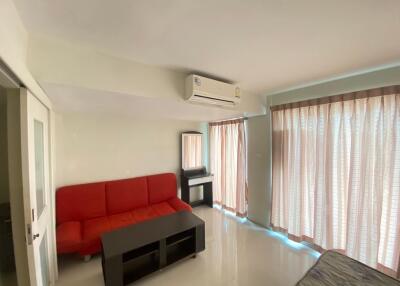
[56,221,82,254]
[83,217,111,242]
[80,217,111,256]
[151,202,176,216]
[131,206,159,223]
[108,212,136,230]
[168,198,192,212]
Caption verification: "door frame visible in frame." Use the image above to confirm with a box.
[20,87,58,285]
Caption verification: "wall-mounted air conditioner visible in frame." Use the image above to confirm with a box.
[185,75,240,107]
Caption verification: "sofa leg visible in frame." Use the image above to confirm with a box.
[83,255,91,262]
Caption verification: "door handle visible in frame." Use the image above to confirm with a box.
[33,233,40,240]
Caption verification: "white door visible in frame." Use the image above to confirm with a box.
[21,89,52,286]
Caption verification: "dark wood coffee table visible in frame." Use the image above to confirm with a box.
[101,211,205,286]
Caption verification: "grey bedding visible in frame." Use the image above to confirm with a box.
[296,250,400,286]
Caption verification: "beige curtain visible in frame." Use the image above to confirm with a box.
[210,119,247,217]
[271,86,400,278]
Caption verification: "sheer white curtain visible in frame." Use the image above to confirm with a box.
[271,87,400,277]
[210,119,247,217]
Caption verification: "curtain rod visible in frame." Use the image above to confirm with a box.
[210,116,248,123]
[209,116,248,126]
[270,85,400,111]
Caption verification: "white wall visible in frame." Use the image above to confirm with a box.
[246,115,271,227]
[28,36,265,119]
[28,36,185,102]
[0,0,28,66]
[0,0,50,106]
[55,112,206,189]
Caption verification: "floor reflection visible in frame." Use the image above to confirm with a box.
[57,206,318,286]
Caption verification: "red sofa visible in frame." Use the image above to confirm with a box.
[56,173,191,256]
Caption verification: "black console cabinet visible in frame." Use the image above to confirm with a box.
[181,167,213,207]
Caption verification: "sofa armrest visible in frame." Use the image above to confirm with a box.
[168,197,192,212]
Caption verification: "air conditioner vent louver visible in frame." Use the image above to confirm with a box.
[185,75,240,107]
[193,94,235,104]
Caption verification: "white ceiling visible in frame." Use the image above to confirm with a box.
[13,0,400,95]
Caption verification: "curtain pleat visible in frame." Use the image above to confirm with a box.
[210,119,247,217]
[271,93,400,278]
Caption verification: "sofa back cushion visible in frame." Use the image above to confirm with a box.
[106,177,148,215]
[56,182,106,224]
[147,173,177,204]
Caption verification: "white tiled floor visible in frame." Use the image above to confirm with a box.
[56,206,318,286]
